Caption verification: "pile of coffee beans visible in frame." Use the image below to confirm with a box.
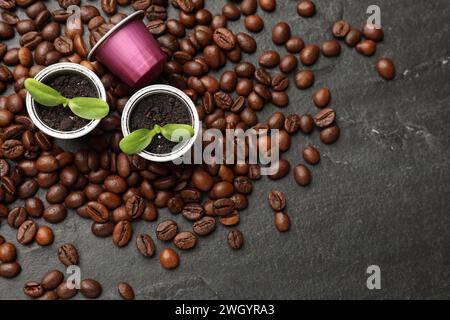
[0,0,396,299]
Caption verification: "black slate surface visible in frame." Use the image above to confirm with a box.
[1,0,450,300]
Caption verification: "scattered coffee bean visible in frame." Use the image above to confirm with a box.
[159,247,180,270]
[376,57,396,80]
[58,243,79,266]
[293,164,311,186]
[80,279,102,299]
[227,229,244,249]
[268,190,286,211]
[274,212,290,232]
[303,145,321,165]
[174,231,197,250]
[118,282,135,300]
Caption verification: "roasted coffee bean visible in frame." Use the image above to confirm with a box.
[101,0,117,15]
[35,225,54,246]
[300,44,320,66]
[56,281,78,300]
[25,197,44,217]
[345,28,361,47]
[298,114,314,134]
[182,203,204,221]
[269,159,290,180]
[259,0,276,11]
[295,70,314,89]
[279,54,297,73]
[112,220,132,247]
[293,164,311,186]
[118,282,134,300]
[321,39,341,57]
[43,204,67,224]
[234,176,253,194]
[268,190,286,211]
[192,216,215,236]
[3,48,19,66]
[16,20,36,35]
[220,71,237,92]
[58,243,78,266]
[213,198,235,216]
[36,291,59,300]
[125,195,144,219]
[41,270,64,291]
[36,155,59,173]
[0,159,10,176]
[227,229,244,249]
[235,61,255,78]
[0,242,16,262]
[91,221,114,237]
[146,19,166,36]
[136,233,156,257]
[8,207,27,228]
[191,168,214,191]
[211,14,227,30]
[159,247,179,270]
[362,23,384,42]
[214,91,233,110]
[104,175,127,194]
[267,111,285,130]
[180,188,201,203]
[313,87,331,108]
[259,50,280,68]
[332,20,350,38]
[285,36,304,53]
[18,178,38,199]
[46,184,68,204]
[284,114,301,134]
[274,212,290,232]
[34,131,51,151]
[271,74,289,91]
[174,231,197,250]
[17,219,37,245]
[236,78,253,97]
[146,5,167,21]
[2,139,24,159]
[213,27,236,51]
[240,0,257,15]
[59,167,78,188]
[356,39,376,56]
[303,145,321,165]
[64,191,86,209]
[23,281,44,298]
[86,201,109,223]
[253,69,270,87]
[195,9,212,25]
[80,279,102,299]
[0,21,14,39]
[244,14,263,32]
[0,261,21,278]
[253,83,271,101]
[376,57,396,80]
[231,95,245,113]
[297,0,316,17]
[314,108,336,128]
[222,3,240,20]
[320,125,340,144]
[236,32,256,53]
[211,181,234,199]
[272,22,291,45]
[0,204,8,219]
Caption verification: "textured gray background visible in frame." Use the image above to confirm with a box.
[1,0,450,300]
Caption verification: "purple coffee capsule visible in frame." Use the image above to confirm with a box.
[88,11,165,88]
